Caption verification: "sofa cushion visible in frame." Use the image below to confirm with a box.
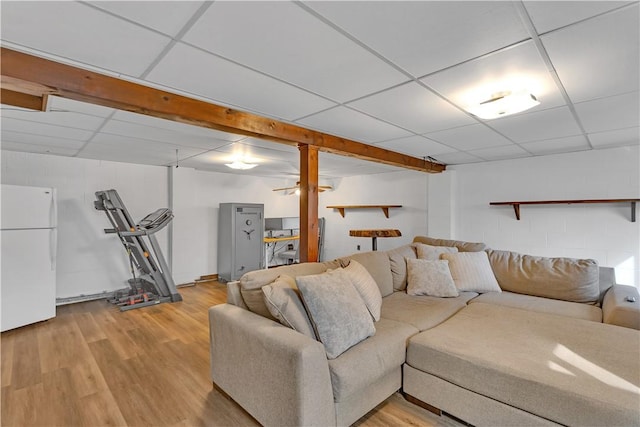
[386,244,417,291]
[339,251,394,297]
[441,251,502,294]
[470,291,602,322]
[486,249,600,304]
[328,318,418,401]
[239,262,329,318]
[296,269,375,359]
[413,235,486,252]
[406,259,459,298]
[262,275,317,339]
[414,242,458,260]
[338,260,382,321]
[381,291,477,332]
[407,302,640,427]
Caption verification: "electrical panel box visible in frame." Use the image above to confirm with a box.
[217,203,264,282]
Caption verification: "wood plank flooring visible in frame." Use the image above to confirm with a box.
[1,282,462,427]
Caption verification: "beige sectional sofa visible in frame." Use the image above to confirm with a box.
[209,236,640,426]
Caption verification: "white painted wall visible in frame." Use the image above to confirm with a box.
[171,167,298,284]
[444,146,640,287]
[4,145,636,298]
[1,151,169,298]
[321,170,428,261]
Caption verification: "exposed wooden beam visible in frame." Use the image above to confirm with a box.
[299,145,319,262]
[1,88,46,111]
[0,47,445,174]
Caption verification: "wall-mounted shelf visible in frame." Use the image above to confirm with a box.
[490,199,640,222]
[327,205,402,218]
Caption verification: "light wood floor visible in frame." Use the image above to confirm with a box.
[1,282,463,427]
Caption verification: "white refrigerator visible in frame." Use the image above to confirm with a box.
[1,184,57,332]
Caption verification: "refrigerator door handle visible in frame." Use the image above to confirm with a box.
[50,228,57,271]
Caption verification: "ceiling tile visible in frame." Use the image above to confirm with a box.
[241,138,300,154]
[146,43,336,121]
[182,1,407,102]
[305,1,529,77]
[432,151,483,165]
[179,150,300,178]
[588,127,640,148]
[48,96,115,118]
[111,110,244,141]
[1,130,86,150]
[468,144,531,161]
[78,144,188,166]
[488,106,583,143]
[574,91,640,133]
[296,106,412,144]
[1,1,171,77]
[211,142,300,164]
[348,82,475,134]
[1,141,79,157]
[101,119,231,150]
[1,117,93,141]
[374,135,456,158]
[425,124,513,151]
[422,40,566,114]
[541,4,639,103]
[523,1,632,34]
[520,135,591,155]
[88,1,205,37]
[1,109,106,131]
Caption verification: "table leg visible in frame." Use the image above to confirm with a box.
[372,236,377,251]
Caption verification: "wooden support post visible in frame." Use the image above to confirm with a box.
[299,145,319,262]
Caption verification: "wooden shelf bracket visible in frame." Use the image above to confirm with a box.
[327,205,402,218]
[490,199,640,222]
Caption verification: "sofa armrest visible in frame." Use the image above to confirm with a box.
[602,285,640,330]
[209,304,335,427]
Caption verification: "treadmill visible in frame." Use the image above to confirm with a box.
[95,189,182,311]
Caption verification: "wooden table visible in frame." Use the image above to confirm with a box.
[349,229,402,251]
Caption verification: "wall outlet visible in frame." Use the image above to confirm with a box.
[357,245,361,251]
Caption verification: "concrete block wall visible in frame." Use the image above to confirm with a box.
[446,146,639,287]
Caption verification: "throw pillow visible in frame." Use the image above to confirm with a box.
[340,260,383,321]
[414,242,458,260]
[262,275,317,339]
[441,251,502,293]
[296,269,375,359]
[406,259,459,297]
[387,244,417,291]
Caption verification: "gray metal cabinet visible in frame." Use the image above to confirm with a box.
[217,203,264,282]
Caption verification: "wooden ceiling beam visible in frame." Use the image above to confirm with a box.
[0,47,445,174]
[0,88,47,111]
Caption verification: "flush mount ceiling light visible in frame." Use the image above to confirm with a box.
[466,90,540,120]
[225,160,258,170]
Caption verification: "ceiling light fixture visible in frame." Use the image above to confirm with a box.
[225,160,258,170]
[466,90,539,120]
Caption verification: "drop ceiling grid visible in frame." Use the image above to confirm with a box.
[0,1,639,175]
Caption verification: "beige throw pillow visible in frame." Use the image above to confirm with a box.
[340,260,383,321]
[441,252,502,293]
[262,275,317,339]
[296,269,375,359]
[407,259,459,297]
[387,244,417,291]
[414,242,458,260]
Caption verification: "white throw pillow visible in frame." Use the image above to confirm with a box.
[262,275,317,339]
[340,260,382,321]
[441,252,502,293]
[296,269,375,359]
[406,259,459,297]
[414,242,458,260]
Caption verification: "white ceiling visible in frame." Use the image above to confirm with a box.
[1,1,638,180]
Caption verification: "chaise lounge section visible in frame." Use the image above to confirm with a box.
[209,236,640,426]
